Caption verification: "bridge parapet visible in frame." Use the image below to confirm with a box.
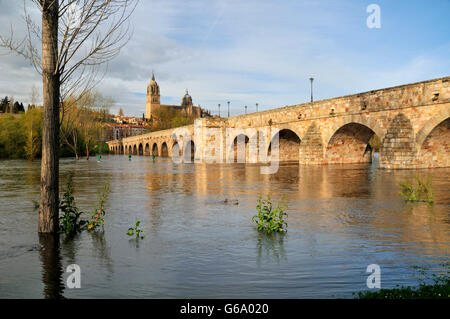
[108,77,450,169]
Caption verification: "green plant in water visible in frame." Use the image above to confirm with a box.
[127,219,145,239]
[399,175,434,203]
[59,176,87,235]
[87,182,110,231]
[252,195,288,233]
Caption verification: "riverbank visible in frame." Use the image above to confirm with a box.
[357,278,449,299]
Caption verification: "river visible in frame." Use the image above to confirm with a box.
[0,155,449,298]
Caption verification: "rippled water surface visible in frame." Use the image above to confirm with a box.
[0,156,449,298]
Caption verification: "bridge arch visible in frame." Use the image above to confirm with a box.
[416,108,450,147]
[144,143,150,156]
[138,143,143,156]
[231,134,250,163]
[268,129,301,162]
[418,116,450,168]
[152,143,158,156]
[325,122,377,164]
[227,129,258,163]
[324,115,384,147]
[183,140,196,162]
[161,142,169,157]
[172,141,181,158]
[133,144,137,155]
[269,124,302,143]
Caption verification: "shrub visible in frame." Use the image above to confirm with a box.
[87,182,110,230]
[59,176,110,235]
[59,176,87,235]
[252,195,288,233]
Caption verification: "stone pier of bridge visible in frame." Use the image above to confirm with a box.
[108,77,450,169]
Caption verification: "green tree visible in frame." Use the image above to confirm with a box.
[149,107,195,132]
[24,108,43,161]
[0,114,26,158]
[0,96,9,113]
[61,91,115,159]
[13,101,25,113]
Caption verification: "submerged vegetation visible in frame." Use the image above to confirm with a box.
[252,195,288,233]
[87,183,110,231]
[59,176,87,236]
[59,176,110,236]
[399,175,434,203]
[127,219,145,239]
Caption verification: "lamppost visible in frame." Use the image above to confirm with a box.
[256,103,258,113]
[218,104,221,117]
[245,105,247,115]
[310,77,314,103]
[227,101,230,118]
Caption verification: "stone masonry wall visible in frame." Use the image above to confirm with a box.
[108,77,450,169]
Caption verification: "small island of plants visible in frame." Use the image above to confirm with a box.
[252,195,288,233]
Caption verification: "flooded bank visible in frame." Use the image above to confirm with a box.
[0,156,449,298]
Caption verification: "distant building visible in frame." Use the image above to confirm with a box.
[113,115,144,125]
[145,73,210,120]
[105,123,148,141]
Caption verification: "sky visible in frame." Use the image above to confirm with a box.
[0,0,449,117]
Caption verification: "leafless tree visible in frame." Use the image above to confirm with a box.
[0,0,138,233]
[29,84,41,108]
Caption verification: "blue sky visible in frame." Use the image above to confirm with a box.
[0,0,449,116]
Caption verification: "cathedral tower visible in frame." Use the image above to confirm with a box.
[145,73,160,119]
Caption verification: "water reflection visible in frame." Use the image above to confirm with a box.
[1,157,449,298]
[256,232,287,265]
[61,233,80,264]
[39,234,64,299]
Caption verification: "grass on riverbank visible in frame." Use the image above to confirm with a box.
[356,263,450,299]
[356,278,450,299]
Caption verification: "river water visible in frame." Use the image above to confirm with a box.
[0,155,449,298]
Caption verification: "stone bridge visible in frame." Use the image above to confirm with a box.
[108,77,450,169]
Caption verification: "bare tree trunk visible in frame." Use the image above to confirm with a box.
[39,1,60,234]
[86,143,90,160]
[39,233,64,299]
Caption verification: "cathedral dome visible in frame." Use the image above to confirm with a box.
[181,89,193,107]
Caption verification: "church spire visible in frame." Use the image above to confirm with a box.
[152,72,155,81]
